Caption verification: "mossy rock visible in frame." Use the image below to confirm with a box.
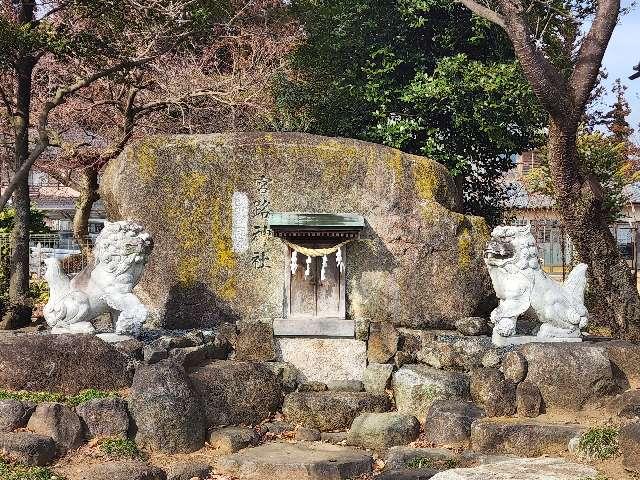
[101,132,493,329]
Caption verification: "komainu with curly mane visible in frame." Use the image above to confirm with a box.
[484,225,588,344]
[44,220,153,337]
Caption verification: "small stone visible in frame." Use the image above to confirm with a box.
[377,469,437,480]
[283,391,391,431]
[298,381,328,392]
[75,397,130,439]
[112,338,145,360]
[620,421,640,473]
[73,460,167,480]
[216,442,373,480]
[416,343,457,370]
[347,412,420,450]
[423,400,484,448]
[263,421,293,435]
[606,389,640,418]
[480,350,501,368]
[502,351,527,383]
[394,351,415,368]
[295,427,322,441]
[0,432,57,466]
[384,446,456,470]
[516,381,542,418]
[470,369,516,417]
[368,322,399,363]
[26,402,84,453]
[165,461,211,480]
[363,363,394,393]
[327,380,364,392]
[321,431,348,444]
[143,344,168,364]
[455,317,489,336]
[169,344,210,368]
[0,399,32,432]
[208,427,259,454]
[234,320,276,362]
[184,330,206,346]
[261,361,299,393]
[355,318,370,341]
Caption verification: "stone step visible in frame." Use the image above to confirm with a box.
[470,419,585,457]
[429,457,598,480]
[283,391,390,431]
[215,441,372,480]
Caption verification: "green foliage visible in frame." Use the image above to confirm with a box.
[0,389,119,406]
[525,132,639,222]
[0,458,65,480]
[0,207,51,234]
[99,438,141,459]
[578,426,620,460]
[276,0,547,222]
[407,456,458,469]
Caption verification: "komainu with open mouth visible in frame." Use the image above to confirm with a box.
[484,225,588,341]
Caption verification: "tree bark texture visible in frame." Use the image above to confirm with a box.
[73,169,100,257]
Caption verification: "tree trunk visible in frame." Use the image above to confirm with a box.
[73,168,100,257]
[3,56,35,329]
[548,118,640,340]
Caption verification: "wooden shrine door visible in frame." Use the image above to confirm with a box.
[288,248,344,319]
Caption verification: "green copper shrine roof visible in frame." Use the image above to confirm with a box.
[268,212,365,231]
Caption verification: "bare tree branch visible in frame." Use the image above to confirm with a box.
[457,0,506,29]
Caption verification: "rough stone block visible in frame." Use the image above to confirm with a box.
[392,365,470,422]
[423,400,484,448]
[368,322,399,363]
[0,399,32,433]
[208,427,259,454]
[283,391,390,431]
[620,421,640,473]
[234,320,276,362]
[26,402,84,454]
[363,363,394,393]
[347,412,420,450]
[275,338,366,383]
[75,398,130,439]
[0,432,56,466]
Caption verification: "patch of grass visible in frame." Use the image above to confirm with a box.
[99,438,141,459]
[0,389,120,407]
[0,390,66,404]
[407,456,458,470]
[578,426,620,460]
[66,389,119,407]
[0,458,65,480]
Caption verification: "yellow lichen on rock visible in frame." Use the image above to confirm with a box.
[134,138,162,180]
[457,227,473,270]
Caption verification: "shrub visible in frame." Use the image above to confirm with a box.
[0,389,120,407]
[0,458,65,480]
[578,426,620,460]
[99,438,141,459]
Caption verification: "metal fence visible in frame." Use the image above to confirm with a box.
[0,233,92,278]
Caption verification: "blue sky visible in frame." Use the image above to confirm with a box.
[600,1,640,139]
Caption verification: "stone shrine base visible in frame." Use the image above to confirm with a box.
[492,331,583,347]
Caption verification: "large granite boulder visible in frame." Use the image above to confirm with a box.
[471,419,584,457]
[347,412,420,450]
[189,360,283,426]
[129,361,205,453]
[75,398,130,439]
[620,421,640,473]
[0,432,57,466]
[602,340,640,386]
[519,343,618,410]
[0,399,32,432]
[392,365,470,422]
[283,391,391,431]
[72,461,167,480]
[423,400,484,447]
[26,403,84,454]
[100,133,493,328]
[0,334,132,394]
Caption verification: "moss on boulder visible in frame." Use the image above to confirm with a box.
[101,132,493,328]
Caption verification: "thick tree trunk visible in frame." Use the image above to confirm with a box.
[73,169,99,257]
[3,56,35,329]
[548,118,640,340]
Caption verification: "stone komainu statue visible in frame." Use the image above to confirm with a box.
[44,221,153,337]
[484,225,588,342]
